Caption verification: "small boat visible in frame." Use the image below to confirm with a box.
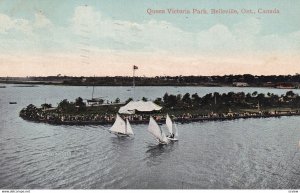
[87,98,103,106]
[13,85,37,87]
[276,86,295,89]
[147,116,169,145]
[9,102,17,104]
[166,114,179,141]
[109,114,134,137]
[0,86,6,88]
[86,76,105,106]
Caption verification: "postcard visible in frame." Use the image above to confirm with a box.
[0,0,299,191]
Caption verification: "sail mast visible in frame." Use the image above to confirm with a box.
[125,118,127,134]
[92,75,95,99]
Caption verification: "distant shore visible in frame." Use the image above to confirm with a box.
[2,74,300,88]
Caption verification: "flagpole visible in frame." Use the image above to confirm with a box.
[132,65,138,101]
[133,66,135,101]
[92,75,95,99]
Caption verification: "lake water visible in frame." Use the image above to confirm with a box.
[0,84,300,189]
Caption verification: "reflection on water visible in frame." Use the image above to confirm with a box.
[146,143,178,157]
[110,136,135,144]
[145,143,178,167]
[0,84,300,189]
[110,136,135,153]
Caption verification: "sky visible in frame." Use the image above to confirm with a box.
[0,0,299,77]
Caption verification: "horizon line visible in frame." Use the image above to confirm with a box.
[1,73,300,78]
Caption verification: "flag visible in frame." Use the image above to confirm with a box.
[133,65,138,70]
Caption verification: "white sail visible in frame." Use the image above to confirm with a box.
[109,114,126,134]
[161,131,169,143]
[148,116,169,144]
[125,119,134,135]
[148,116,163,140]
[166,114,173,134]
[174,123,179,138]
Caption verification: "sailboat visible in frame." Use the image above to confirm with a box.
[109,114,134,137]
[166,114,179,141]
[87,76,103,106]
[147,116,169,145]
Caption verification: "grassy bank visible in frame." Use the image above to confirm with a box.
[19,91,300,125]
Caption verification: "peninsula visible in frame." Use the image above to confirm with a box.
[19,91,300,125]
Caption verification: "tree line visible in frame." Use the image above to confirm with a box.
[36,91,300,115]
[152,91,300,113]
[6,74,299,86]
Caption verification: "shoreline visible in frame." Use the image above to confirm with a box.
[1,75,299,89]
[20,111,300,126]
[1,82,298,90]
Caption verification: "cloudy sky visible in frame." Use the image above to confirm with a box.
[0,0,299,76]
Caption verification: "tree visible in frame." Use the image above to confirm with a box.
[202,93,213,106]
[176,94,182,102]
[58,99,71,110]
[154,97,162,105]
[286,91,296,98]
[191,93,201,105]
[125,98,133,104]
[246,93,252,100]
[142,97,148,101]
[257,93,266,106]
[115,98,120,103]
[75,97,86,112]
[163,93,169,104]
[164,94,177,107]
[41,103,52,109]
[27,104,37,110]
[75,97,85,107]
[252,91,258,97]
[182,93,192,104]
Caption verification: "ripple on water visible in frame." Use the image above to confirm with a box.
[1,93,300,189]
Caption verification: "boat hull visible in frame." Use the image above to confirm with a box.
[158,141,168,145]
[167,137,178,141]
[155,138,169,145]
[110,131,131,137]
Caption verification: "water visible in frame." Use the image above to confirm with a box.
[0,84,300,189]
